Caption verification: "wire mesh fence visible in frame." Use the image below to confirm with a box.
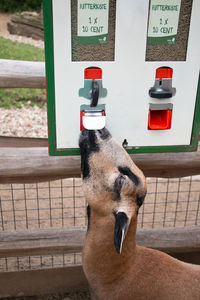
[0,178,86,231]
[138,176,200,229]
[1,176,200,232]
[0,253,82,273]
[0,176,200,272]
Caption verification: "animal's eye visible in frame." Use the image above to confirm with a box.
[114,175,126,199]
[116,175,126,188]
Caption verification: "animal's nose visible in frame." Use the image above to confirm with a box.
[79,129,98,151]
[79,128,110,149]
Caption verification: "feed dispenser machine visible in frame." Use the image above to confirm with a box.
[43,0,200,155]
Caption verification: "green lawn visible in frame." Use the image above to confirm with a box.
[0,36,46,108]
[0,36,45,61]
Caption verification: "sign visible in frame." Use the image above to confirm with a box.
[77,0,109,44]
[43,0,200,155]
[147,0,181,45]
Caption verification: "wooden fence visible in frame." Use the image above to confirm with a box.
[0,136,200,184]
[0,225,200,297]
[0,59,200,297]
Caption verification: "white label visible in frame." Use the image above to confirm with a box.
[147,0,181,45]
[77,0,109,44]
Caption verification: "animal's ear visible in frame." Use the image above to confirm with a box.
[114,212,129,254]
[136,195,145,208]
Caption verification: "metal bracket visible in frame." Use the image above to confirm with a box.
[79,79,107,100]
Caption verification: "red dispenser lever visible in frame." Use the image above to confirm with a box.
[149,67,176,99]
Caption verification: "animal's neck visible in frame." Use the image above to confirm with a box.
[83,208,137,283]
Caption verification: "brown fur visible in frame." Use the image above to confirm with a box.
[81,131,200,300]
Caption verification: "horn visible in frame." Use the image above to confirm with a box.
[114,212,129,254]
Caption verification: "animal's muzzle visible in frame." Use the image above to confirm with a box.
[79,128,110,151]
[79,128,111,179]
[79,130,99,179]
[79,129,99,152]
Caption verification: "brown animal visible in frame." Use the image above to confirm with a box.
[79,128,200,300]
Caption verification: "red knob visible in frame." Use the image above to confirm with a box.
[84,67,102,80]
[156,67,173,79]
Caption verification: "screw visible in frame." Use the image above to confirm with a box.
[122,139,128,148]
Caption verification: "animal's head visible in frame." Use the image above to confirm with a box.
[79,128,146,254]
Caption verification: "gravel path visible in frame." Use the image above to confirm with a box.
[0,13,46,138]
[0,104,47,138]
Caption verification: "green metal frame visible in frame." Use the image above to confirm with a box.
[43,0,200,156]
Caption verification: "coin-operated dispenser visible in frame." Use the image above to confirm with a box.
[43,0,200,156]
[79,67,107,130]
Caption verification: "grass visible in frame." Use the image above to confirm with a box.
[0,36,46,108]
[0,36,45,61]
[0,88,46,109]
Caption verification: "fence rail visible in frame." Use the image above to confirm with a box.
[0,59,45,89]
[0,140,200,183]
[0,226,200,258]
[0,265,88,298]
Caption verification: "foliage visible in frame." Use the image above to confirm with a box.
[0,0,42,13]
